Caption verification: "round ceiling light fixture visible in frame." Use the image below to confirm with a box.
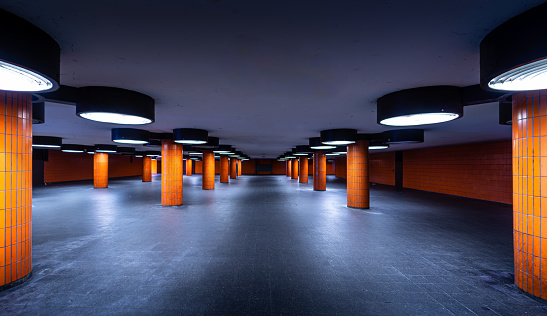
[332,146,347,155]
[32,136,62,148]
[0,9,60,92]
[480,3,547,91]
[77,86,155,125]
[94,144,117,153]
[173,128,208,145]
[193,136,219,149]
[320,129,357,145]
[111,128,150,144]
[377,86,462,126]
[294,145,313,156]
[309,137,335,150]
[213,145,233,153]
[61,144,86,153]
[146,151,161,157]
[382,129,424,144]
[369,141,390,150]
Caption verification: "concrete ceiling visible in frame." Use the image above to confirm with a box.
[4,0,542,157]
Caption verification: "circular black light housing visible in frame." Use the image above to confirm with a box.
[284,152,297,159]
[77,86,155,125]
[85,146,95,154]
[112,128,150,145]
[193,136,220,149]
[309,137,335,150]
[320,129,357,145]
[332,146,347,155]
[499,101,512,125]
[173,128,208,145]
[32,101,45,124]
[294,145,313,155]
[146,150,161,157]
[0,9,60,92]
[32,136,61,148]
[214,144,233,153]
[377,86,462,126]
[480,3,547,91]
[95,144,117,153]
[143,140,161,148]
[382,129,424,144]
[369,141,390,150]
[61,144,86,153]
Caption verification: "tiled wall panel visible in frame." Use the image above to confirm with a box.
[369,152,395,186]
[403,140,511,204]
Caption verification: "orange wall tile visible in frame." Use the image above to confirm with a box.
[242,159,256,174]
[370,152,395,186]
[151,159,158,174]
[44,150,143,183]
[335,157,347,178]
[403,140,511,204]
[194,160,203,174]
[0,92,32,287]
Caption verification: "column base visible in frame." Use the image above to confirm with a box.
[347,205,370,210]
[0,272,32,292]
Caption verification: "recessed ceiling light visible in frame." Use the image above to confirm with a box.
[112,128,150,144]
[320,129,357,145]
[77,86,155,125]
[32,136,62,148]
[0,10,60,92]
[173,128,208,144]
[480,3,547,91]
[377,86,462,126]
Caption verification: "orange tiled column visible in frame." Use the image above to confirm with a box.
[94,153,108,188]
[0,92,32,289]
[238,159,242,176]
[161,140,183,206]
[512,90,547,299]
[151,159,158,174]
[291,158,299,180]
[142,156,152,182]
[230,157,237,179]
[299,156,308,183]
[287,160,292,177]
[202,150,215,190]
[347,140,369,209]
[185,159,192,176]
[220,156,229,183]
[314,152,326,191]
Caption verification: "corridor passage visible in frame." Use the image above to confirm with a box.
[0,175,545,315]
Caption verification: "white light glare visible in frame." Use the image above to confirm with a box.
[310,145,336,150]
[189,152,203,155]
[322,140,355,145]
[325,153,339,156]
[380,113,459,126]
[113,139,148,144]
[369,145,389,150]
[0,61,53,92]
[489,58,547,91]
[174,140,207,144]
[79,112,152,125]
[62,149,84,153]
[32,144,61,148]
[96,150,117,153]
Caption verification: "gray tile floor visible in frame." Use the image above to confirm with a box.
[1,174,546,315]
